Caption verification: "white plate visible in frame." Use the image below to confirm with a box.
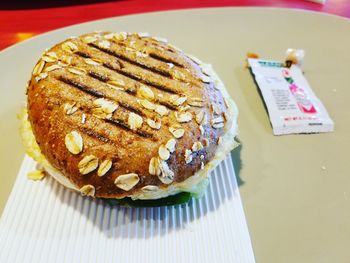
[0,155,254,263]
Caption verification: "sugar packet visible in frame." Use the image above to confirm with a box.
[248,58,334,135]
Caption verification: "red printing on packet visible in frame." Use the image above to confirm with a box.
[282,69,317,114]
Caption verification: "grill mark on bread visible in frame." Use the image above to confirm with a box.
[74,44,182,95]
[158,101,177,110]
[79,127,115,144]
[102,62,122,71]
[106,66,178,95]
[55,76,154,139]
[84,64,181,111]
[89,43,172,78]
[59,70,173,118]
[60,99,153,140]
[88,71,109,82]
[70,53,177,113]
[104,118,153,138]
[58,76,104,98]
[75,51,91,58]
[59,76,146,117]
[149,53,184,68]
[85,44,180,95]
[85,70,171,114]
[119,101,145,117]
[65,106,153,141]
[141,38,178,55]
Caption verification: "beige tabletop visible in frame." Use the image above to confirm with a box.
[0,7,349,263]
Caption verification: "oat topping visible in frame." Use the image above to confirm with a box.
[62,41,78,53]
[46,51,58,58]
[178,105,191,112]
[175,112,192,123]
[85,58,101,66]
[128,112,143,130]
[32,60,45,76]
[80,185,95,197]
[83,35,98,43]
[98,40,111,49]
[141,185,159,192]
[169,94,187,106]
[78,155,99,175]
[42,52,58,63]
[136,51,148,58]
[211,116,225,129]
[65,131,83,154]
[159,145,170,160]
[195,110,206,125]
[149,157,161,176]
[137,32,150,38]
[138,85,154,100]
[199,125,205,135]
[125,47,135,53]
[103,33,116,40]
[81,113,86,124]
[192,142,204,152]
[158,160,174,184]
[223,98,229,108]
[222,112,228,122]
[92,98,118,119]
[107,79,125,89]
[115,173,140,191]
[64,102,78,115]
[155,105,169,116]
[185,149,193,164]
[140,99,156,111]
[165,138,176,153]
[44,64,62,72]
[97,159,112,177]
[212,103,221,115]
[114,32,128,41]
[67,67,86,75]
[217,137,223,145]
[129,41,136,48]
[35,72,48,82]
[169,126,185,138]
[188,98,204,107]
[212,122,224,129]
[173,69,186,81]
[27,170,46,181]
[60,55,72,65]
[146,118,161,130]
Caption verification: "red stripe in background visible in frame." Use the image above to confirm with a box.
[0,0,350,50]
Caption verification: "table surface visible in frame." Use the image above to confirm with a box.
[1,3,350,263]
[1,0,350,50]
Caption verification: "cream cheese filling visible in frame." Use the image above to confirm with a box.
[20,54,239,200]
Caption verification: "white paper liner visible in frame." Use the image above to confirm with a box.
[0,155,255,263]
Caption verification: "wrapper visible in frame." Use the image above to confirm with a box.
[248,58,334,135]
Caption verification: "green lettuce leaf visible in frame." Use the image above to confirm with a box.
[102,192,192,207]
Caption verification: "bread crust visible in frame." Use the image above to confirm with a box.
[27,32,231,198]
